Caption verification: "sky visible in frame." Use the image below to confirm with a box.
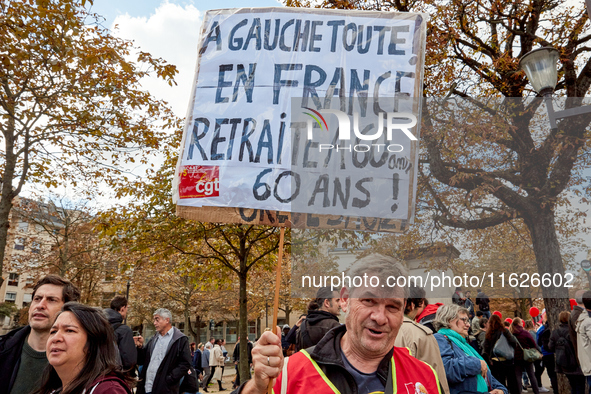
[34,0,589,265]
[22,0,283,203]
[44,0,283,205]
[88,0,282,117]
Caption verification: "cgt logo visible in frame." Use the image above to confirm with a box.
[303,107,417,153]
[179,165,220,199]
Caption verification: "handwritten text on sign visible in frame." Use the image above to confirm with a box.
[173,8,426,225]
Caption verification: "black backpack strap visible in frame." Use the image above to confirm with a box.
[297,319,312,350]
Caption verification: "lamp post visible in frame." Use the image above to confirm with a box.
[519,47,591,128]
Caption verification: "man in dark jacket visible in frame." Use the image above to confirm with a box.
[464,291,475,319]
[192,344,203,393]
[295,287,341,351]
[233,337,253,388]
[0,275,80,394]
[452,287,465,307]
[475,289,491,318]
[284,314,306,346]
[136,308,192,394]
[235,254,441,394]
[193,344,203,375]
[105,295,137,376]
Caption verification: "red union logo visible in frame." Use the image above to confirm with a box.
[179,165,220,199]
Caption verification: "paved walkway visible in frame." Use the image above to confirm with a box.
[201,365,238,393]
[523,371,555,394]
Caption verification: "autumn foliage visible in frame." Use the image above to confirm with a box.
[0,0,180,284]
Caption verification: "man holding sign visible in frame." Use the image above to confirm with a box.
[233,254,441,394]
[177,7,432,393]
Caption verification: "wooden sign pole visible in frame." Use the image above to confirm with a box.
[267,226,285,394]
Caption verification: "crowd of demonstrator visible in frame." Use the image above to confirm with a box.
[1,268,591,394]
[0,274,216,394]
[444,287,591,394]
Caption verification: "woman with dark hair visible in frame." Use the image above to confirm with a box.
[511,317,540,394]
[33,302,133,394]
[482,314,519,394]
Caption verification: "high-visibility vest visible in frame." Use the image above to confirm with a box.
[273,347,442,394]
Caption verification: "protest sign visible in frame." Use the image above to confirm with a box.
[173,7,427,232]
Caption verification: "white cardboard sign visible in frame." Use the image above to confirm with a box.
[173,7,426,229]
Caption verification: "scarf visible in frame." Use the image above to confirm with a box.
[438,328,489,393]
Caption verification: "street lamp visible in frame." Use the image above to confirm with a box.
[519,47,591,129]
[519,47,560,97]
[581,260,591,289]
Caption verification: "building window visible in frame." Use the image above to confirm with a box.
[23,293,32,307]
[105,261,118,282]
[29,260,41,268]
[14,238,25,250]
[5,292,16,303]
[226,322,238,343]
[101,292,116,309]
[31,241,40,254]
[248,321,257,342]
[211,321,224,339]
[17,221,29,233]
[198,321,207,344]
[7,273,19,286]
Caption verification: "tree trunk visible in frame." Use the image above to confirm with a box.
[60,220,69,277]
[192,314,202,344]
[0,113,19,288]
[524,208,571,394]
[557,373,571,394]
[523,208,570,330]
[257,317,261,338]
[284,306,291,323]
[0,195,14,288]
[238,269,249,386]
[184,308,191,339]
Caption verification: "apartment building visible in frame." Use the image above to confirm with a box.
[0,198,51,330]
[0,197,125,333]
